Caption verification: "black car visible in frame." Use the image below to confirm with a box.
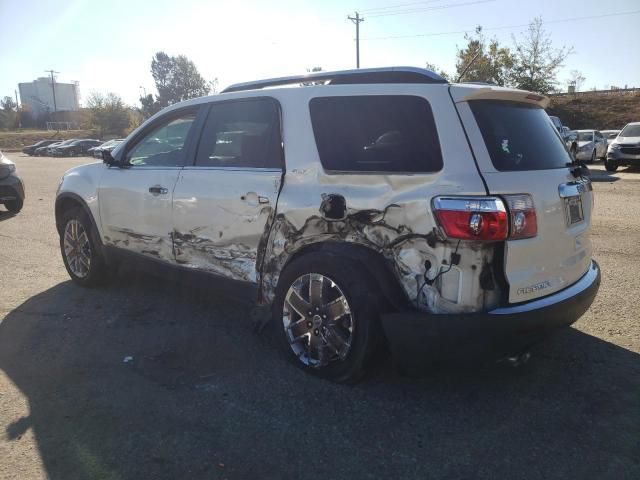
[0,151,25,214]
[52,139,102,157]
[22,139,61,156]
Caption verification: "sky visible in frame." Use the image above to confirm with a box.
[1,0,639,106]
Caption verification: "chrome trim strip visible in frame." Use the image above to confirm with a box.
[432,196,506,212]
[490,261,599,315]
[182,166,282,172]
[559,180,592,198]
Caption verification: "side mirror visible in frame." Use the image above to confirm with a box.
[102,150,118,166]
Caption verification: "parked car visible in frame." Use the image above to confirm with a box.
[89,139,125,159]
[0,151,25,214]
[52,139,102,157]
[34,141,64,156]
[46,139,78,156]
[549,116,578,156]
[574,130,607,162]
[605,122,640,172]
[22,139,61,156]
[55,67,600,382]
[601,129,620,146]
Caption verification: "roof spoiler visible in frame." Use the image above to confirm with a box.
[451,86,550,108]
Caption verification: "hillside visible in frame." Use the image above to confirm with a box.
[0,129,98,152]
[547,93,640,131]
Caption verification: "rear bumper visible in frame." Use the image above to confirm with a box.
[0,175,25,202]
[381,260,601,368]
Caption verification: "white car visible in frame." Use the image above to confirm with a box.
[55,67,600,382]
[574,130,608,162]
[601,129,620,146]
[605,122,640,172]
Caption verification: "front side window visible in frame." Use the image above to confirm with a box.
[577,132,593,142]
[195,98,282,168]
[127,112,197,167]
[309,95,443,173]
[470,100,572,171]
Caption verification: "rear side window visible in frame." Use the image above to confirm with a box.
[470,101,571,171]
[309,95,443,173]
[196,98,282,169]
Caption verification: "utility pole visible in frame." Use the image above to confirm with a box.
[45,69,59,115]
[348,12,364,69]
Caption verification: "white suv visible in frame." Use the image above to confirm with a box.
[55,67,600,382]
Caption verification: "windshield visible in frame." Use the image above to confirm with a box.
[469,101,571,171]
[620,125,640,137]
[59,139,76,146]
[577,132,593,142]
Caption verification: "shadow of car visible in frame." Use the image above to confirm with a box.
[1,267,638,479]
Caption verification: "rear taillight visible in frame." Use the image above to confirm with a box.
[432,197,508,241]
[504,194,537,239]
[432,195,537,241]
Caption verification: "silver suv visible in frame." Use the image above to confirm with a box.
[55,67,600,382]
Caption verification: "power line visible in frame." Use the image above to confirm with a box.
[360,0,450,14]
[365,0,495,18]
[361,9,640,40]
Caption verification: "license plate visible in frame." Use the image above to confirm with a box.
[565,195,584,225]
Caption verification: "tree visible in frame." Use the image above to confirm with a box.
[139,93,161,119]
[87,92,130,137]
[151,51,211,107]
[1,96,17,112]
[510,17,573,94]
[454,27,514,85]
[301,66,324,86]
[567,70,586,92]
[425,62,452,82]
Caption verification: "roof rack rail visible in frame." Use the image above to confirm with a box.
[221,67,447,93]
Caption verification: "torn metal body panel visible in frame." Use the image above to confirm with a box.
[259,175,499,314]
[172,167,281,283]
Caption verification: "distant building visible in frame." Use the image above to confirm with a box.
[18,77,80,120]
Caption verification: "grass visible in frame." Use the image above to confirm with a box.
[548,93,640,130]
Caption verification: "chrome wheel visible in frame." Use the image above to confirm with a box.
[63,219,91,278]
[282,273,354,367]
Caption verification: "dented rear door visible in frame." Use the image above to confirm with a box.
[172,98,283,283]
[453,87,593,304]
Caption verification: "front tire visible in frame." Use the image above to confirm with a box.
[604,159,619,172]
[59,207,108,287]
[273,253,381,383]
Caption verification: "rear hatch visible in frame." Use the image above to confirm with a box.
[452,85,594,304]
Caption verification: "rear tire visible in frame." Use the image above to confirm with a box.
[273,253,382,383]
[604,159,619,172]
[59,207,109,287]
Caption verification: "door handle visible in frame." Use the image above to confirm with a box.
[149,185,168,195]
[241,192,270,205]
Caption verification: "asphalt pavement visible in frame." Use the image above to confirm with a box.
[0,155,638,479]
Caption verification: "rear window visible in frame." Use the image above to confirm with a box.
[309,95,443,173]
[470,100,571,171]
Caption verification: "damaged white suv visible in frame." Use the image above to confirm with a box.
[55,67,600,382]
